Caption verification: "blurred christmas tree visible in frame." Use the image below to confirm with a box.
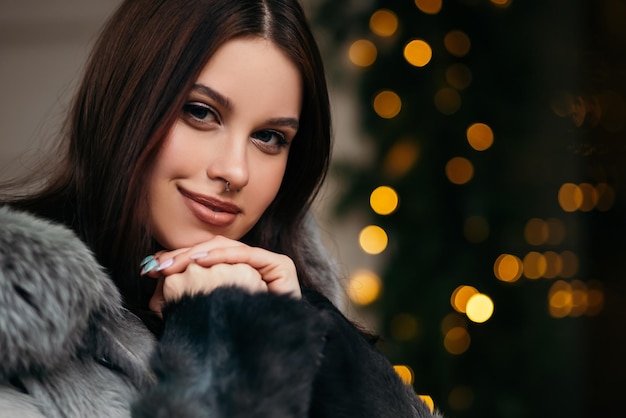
[309,0,626,417]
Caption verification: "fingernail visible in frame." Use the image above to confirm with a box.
[156,258,174,271]
[140,259,158,275]
[190,252,208,260]
[140,255,155,267]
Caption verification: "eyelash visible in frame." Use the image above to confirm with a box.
[181,101,291,153]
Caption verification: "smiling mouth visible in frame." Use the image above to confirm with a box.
[178,186,241,227]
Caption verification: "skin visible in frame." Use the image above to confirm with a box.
[144,37,304,316]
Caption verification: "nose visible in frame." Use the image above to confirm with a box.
[205,134,249,192]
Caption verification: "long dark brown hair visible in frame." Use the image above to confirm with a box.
[4,0,332,311]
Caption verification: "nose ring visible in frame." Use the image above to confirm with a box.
[225,181,231,193]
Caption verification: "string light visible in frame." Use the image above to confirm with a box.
[373,90,402,118]
[359,225,388,254]
[466,123,494,151]
[524,218,549,246]
[491,0,512,7]
[542,251,562,279]
[522,251,547,279]
[414,0,442,15]
[370,185,399,215]
[383,138,420,179]
[494,254,523,282]
[404,39,433,67]
[369,9,398,37]
[348,39,377,67]
[450,285,478,313]
[444,30,471,57]
[444,326,471,354]
[445,157,474,185]
[347,269,382,305]
[465,293,494,323]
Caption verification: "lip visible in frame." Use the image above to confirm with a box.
[178,186,241,227]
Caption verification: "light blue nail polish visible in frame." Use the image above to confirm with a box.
[156,258,174,271]
[140,259,158,275]
[140,255,155,267]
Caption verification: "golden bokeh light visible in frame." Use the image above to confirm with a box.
[596,183,616,211]
[466,123,494,151]
[559,250,579,278]
[404,39,433,67]
[546,217,566,245]
[347,269,382,305]
[463,215,490,243]
[419,395,435,413]
[370,186,399,215]
[569,280,588,317]
[587,281,605,316]
[466,293,494,323]
[549,280,573,318]
[451,285,478,313]
[444,30,471,57]
[494,254,523,282]
[383,139,420,179]
[579,182,599,212]
[393,365,414,385]
[391,313,420,341]
[444,326,471,355]
[370,9,398,37]
[524,218,549,246]
[445,157,474,185]
[441,312,467,334]
[523,251,547,279]
[373,90,402,119]
[448,386,474,412]
[558,183,583,212]
[348,39,377,67]
[359,225,388,254]
[491,0,512,7]
[446,63,472,90]
[542,251,562,279]
[434,87,462,114]
[414,0,442,14]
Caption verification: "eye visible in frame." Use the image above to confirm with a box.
[182,102,218,126]
[251,130,290,154]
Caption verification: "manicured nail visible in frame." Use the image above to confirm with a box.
[190,252,208,260]
[140,255,155,267]
[140,259,158,275]
[156,258,174,271]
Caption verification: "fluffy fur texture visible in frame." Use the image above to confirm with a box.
[0,206,155,417]
[1,206,440,417]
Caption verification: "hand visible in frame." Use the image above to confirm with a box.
[144,236,302,316]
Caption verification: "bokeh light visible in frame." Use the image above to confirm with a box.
[404,39,433,67]
[596,183,616,211]
[390,313,420,341]
[466,123,494,151]
[445,157,474,185]
[370,186,399,215]
[446,63,472,90]
[466,293,494,323]
[524,218,549,246]
[434,87,462,114]
[393,365,414,385]
[383,138,420,179]
[578,182,599,212]
[491,0,512,7]
[451,285,478,313]
[359,225,388,254]
[494,253,523,282]
[414,0,442,14]
[373,90,402,118]
[444,326,471,354]
[549,280,573,318]
[558,183,583,212]
[348,39,377,67]
[559,250,579,278]
[347,269,382,305]
[523,251,547,279]
[441,312,467,334]
[369,9,398,37]
[444,30,471,57]
[448,386,474,412]
[542,251,562,279]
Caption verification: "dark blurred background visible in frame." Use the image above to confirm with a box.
[308,0,626,417]
[1,0,624,417]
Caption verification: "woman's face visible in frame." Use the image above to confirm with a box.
[148,37,302,250]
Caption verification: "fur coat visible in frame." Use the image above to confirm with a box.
[0,206,440,417]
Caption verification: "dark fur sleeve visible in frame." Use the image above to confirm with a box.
[303,289,441,418]
[132,287,328,418]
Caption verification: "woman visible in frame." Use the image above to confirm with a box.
[0,0,440,416]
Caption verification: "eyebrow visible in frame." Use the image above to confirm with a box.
[191,83,300,131]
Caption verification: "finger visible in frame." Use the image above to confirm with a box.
[148,276,166,318]
[151,236,244,277]
[192,246,301,297]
